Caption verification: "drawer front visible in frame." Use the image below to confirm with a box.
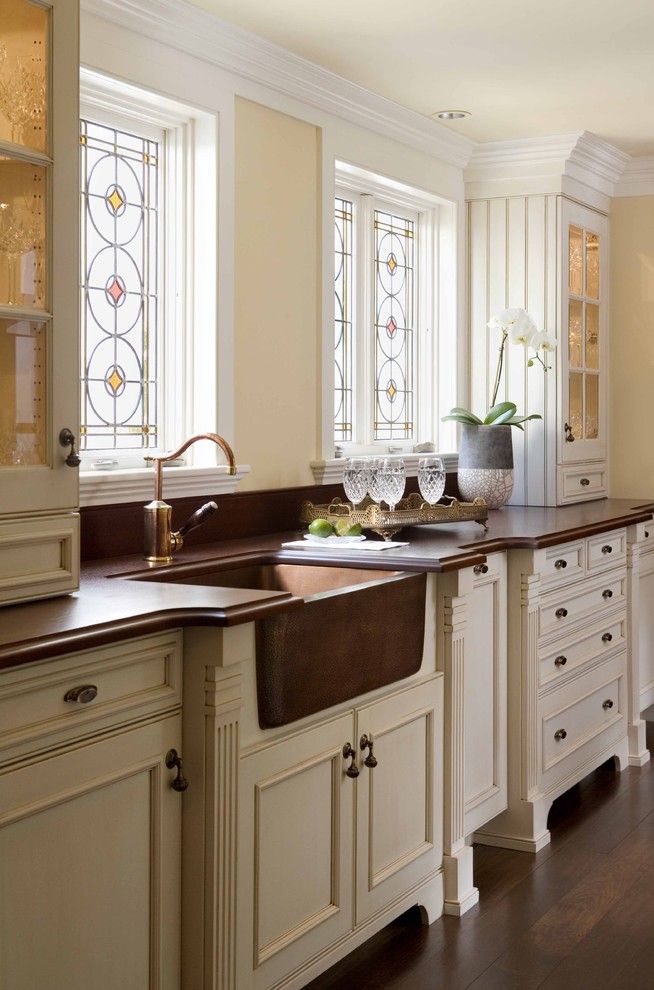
[0,514,79,606]
[540,542,584,589]
[539,616,627,688]
[0,633,182,760]
[539,655,626,793]
[559,465,607,504]
[586,529,627,574]
[539,569,627,638]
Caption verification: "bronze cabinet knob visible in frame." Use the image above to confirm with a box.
[602,589,613,600]
[360,734,378,768]
[554,729,567,741]
[64,684,98,705]
[555,607,568,619]
[580,478,591,487]
[59,428,81,467]
[601,544,613,555]
[165,749,189,792]
[602,699,614,711]
[554,656,567,667]
[602,632,613,643]
[473,563,489,576]
[342,743,360,778]
[554,559,568,570]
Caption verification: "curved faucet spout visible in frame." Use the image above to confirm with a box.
[148,432,237,502]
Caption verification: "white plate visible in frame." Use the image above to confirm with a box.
[303,534,366,545]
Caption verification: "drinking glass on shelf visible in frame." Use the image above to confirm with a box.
[342,457,370,507]
[367,457,384,504]
[377,457,406,512]
[417,456,446,506]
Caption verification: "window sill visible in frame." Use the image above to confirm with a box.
[80,464,251,508]
[310,453,459,485]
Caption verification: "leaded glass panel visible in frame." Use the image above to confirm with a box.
[80,118,159,451]
[373,208,415,441]
[0,315,45,465]
[334,197,353,442]
[0,0,48,153]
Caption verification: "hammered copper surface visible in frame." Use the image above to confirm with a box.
[254,571,427,728]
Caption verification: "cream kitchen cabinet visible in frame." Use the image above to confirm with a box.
[476,529,646,854]
[181,624,443,990]
[0,0,81,604]
[436,552,507,916]
[633,522,654,713]
[467,192,609,507]
[0,632,184,990]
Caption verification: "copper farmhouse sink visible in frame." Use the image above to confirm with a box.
[139,562,427,728]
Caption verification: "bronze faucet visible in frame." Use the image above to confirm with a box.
[144,433,237,563]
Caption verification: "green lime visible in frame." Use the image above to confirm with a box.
[308,518,334,538]
[345,523,362,536]
[334,518,352,536]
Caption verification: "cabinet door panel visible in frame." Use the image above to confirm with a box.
[0,715,181,990]
[355,677,442,925]
[464,555,508,835]
[639,552,654,710]
[238,714,354,989]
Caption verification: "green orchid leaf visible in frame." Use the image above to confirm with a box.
[506,414,542,425]
[493,407,520,425]
[448,407,483,424]
[442,413,484,426]
[483,401,517,424]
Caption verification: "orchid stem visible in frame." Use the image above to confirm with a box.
[490,332,507,408]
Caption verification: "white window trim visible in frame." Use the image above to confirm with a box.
[312,160,459,482]
[78,68,248,504]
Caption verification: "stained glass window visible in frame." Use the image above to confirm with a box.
[79,118,159,451]
[334,197,353,441]
[373,208,415,441]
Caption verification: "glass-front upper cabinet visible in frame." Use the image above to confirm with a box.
[560,199,608,465]
[0,0,79,514]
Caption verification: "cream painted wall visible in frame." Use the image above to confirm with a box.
[234,98,319,490]
[610,196,654,498]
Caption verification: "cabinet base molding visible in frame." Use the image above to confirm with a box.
[628,720,650,767]
[268,872,444,990]
[442,846,479,916]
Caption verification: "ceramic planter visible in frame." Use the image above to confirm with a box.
[457,424,514,509]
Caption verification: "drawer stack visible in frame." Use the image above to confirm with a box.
[477,527,631,853]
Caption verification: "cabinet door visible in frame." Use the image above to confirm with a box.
[238,713,355,989]
[559,199,608,465]
[0,0,79,515]
[464,554,508,835]
[0,714,182,990]
[639,549,654,711]
[355,676,442,925]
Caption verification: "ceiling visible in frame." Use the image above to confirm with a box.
[186,0,654,156]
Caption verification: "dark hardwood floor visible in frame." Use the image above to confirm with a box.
[307,715,654,990]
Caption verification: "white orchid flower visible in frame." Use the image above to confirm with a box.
[532,330,557,352]
[488,307,537,347]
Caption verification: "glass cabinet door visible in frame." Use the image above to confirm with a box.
[0,0,79,513]
[561,201,607,463]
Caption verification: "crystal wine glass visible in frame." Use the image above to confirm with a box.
[342,457,370,507]
[417,456,446,506]
[377,457,406,512]
[367,457,384,504]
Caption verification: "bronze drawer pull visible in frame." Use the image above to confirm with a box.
[554,559,568,570]
[580,478,590,487]
[646,531,650,539]
[59,428,81,467]
[64,685,98,705]
[360,734,378,768]
[473,564,489,576]
[602,589,613,600]
[601,544,613,555]
[554,729,567,741]
[564,423,575,443]
[342,743,360,778]
[165,749,189,792]
[602,699,614,711]
[602,632,613,643]
[555,607,568,618]
[554,655,568,667]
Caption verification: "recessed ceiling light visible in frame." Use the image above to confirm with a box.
[433,110,471,120]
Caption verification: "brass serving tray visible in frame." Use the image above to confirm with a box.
[300,492,489,541]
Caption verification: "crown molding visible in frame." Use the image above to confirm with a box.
[81,0,474,169]
[465,130,630,200]
[614,156,654,197]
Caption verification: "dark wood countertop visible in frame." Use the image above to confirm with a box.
[0,498,651,671]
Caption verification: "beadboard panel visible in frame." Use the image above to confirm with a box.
[467,196,558,506]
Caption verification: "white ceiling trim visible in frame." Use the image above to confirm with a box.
[614,156,654,197]
[81,0,475,168]
[465,131,630,197]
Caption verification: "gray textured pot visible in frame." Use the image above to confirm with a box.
[457,424,514,509]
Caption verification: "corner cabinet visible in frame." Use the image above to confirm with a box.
[557,200,609,503]
[467,193,609,506]
[0,0,80,604]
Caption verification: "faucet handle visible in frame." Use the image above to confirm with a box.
[174,501,218,543]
